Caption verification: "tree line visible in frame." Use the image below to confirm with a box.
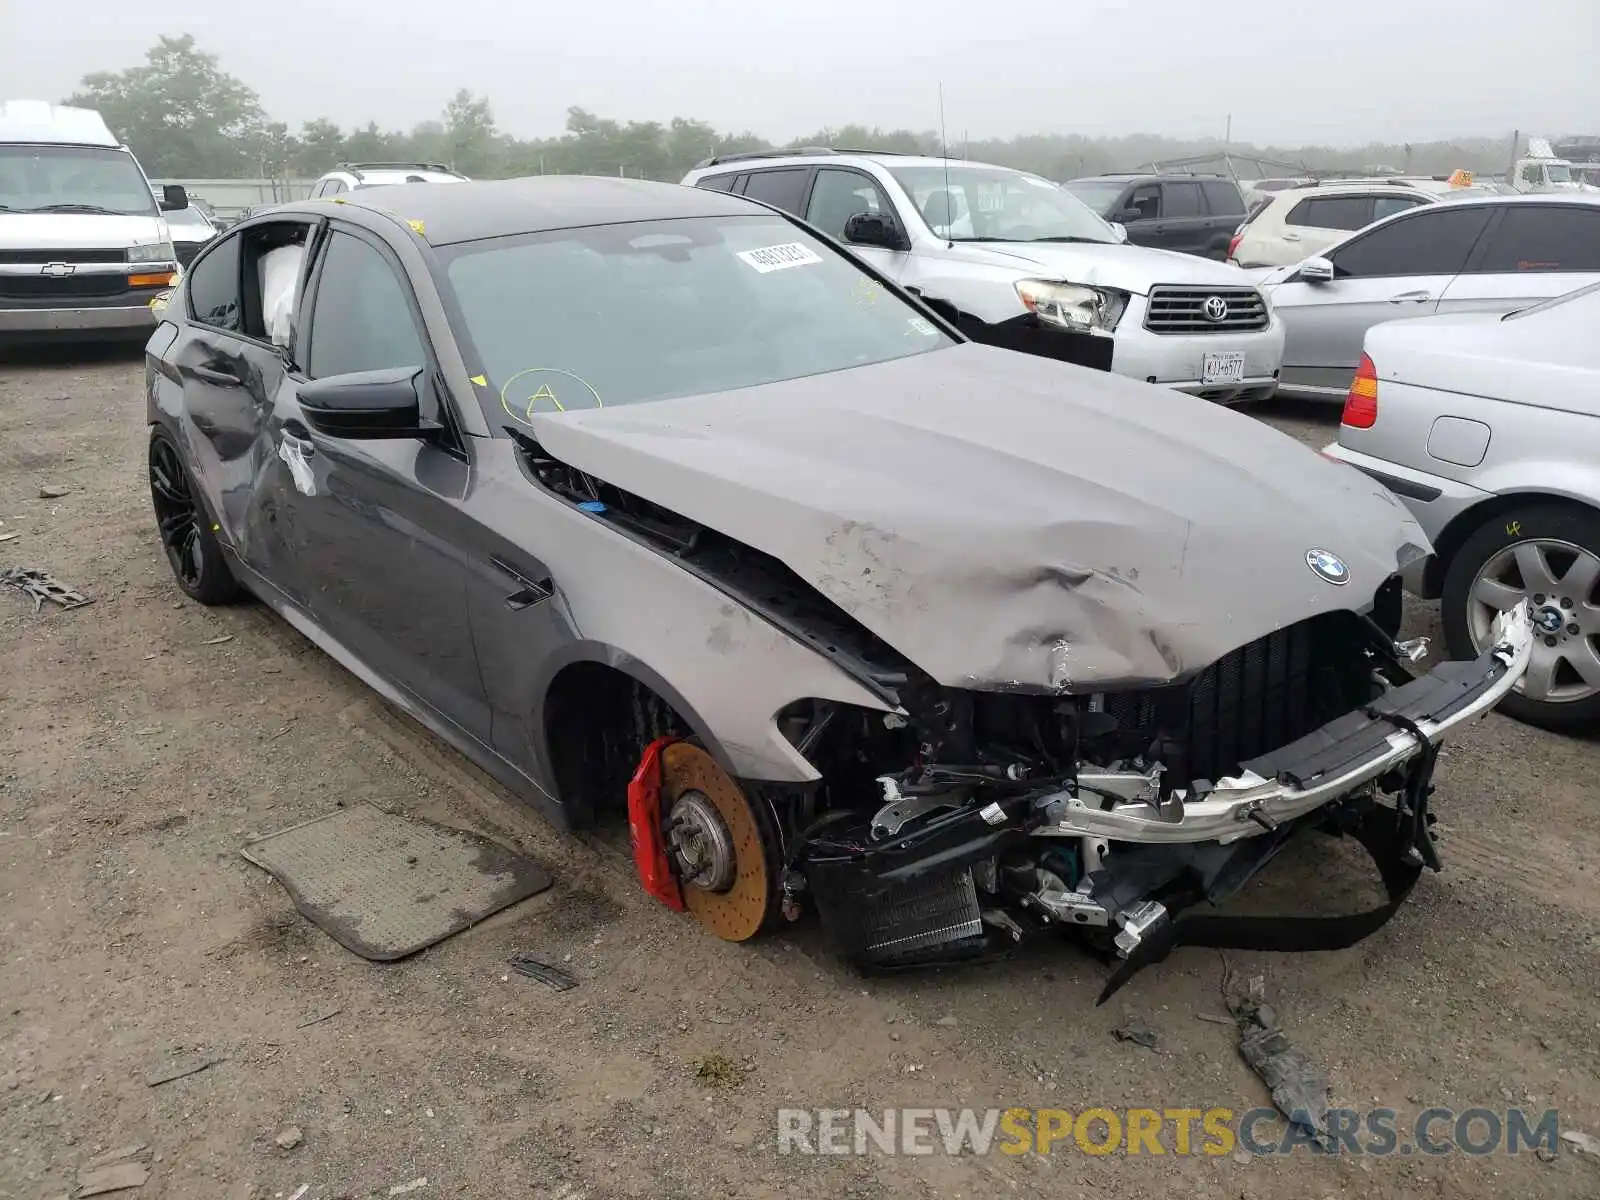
[68,35,1517,184]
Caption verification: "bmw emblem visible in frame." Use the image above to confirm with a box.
[1305,548,1350,585]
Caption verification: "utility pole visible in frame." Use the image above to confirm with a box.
[1224,113,1232,148]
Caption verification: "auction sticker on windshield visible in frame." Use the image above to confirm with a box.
[737,243,823,273]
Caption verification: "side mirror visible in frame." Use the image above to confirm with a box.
[160,184,189,212]
[842,211,905,251]
[297,367,440,439]
[1109,221,1129,243]
[1114,207,1144,223]
[1297,255,1336,283]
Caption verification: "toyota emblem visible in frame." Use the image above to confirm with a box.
[40,262,76,278]
[1202,295,1229,322]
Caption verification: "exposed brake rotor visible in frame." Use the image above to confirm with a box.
[658,742,773,942]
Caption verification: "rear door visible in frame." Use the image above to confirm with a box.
[736,167,815,218]
[1282,194,1375,257]
[1200,180,1245,258]
[165,226,308,571]
[1436,203,1600,317]
[251,222,491,739]
[1270,204,1493,393]
[1151,180,1210,255]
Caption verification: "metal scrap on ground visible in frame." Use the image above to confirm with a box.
[0,566,91,613]
[508,953,578,990]
[1229,974,1332,1147]
[144,1053,225,1087]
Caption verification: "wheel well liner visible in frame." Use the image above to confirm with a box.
[538,653,722,828]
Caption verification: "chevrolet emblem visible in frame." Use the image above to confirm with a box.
[40,262,76,278]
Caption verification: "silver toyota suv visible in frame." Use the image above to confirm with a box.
[680,149,1285,401]
[307,161,470,199]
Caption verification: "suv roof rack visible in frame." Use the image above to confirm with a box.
[690,146,916,170]
[337,161,459,178]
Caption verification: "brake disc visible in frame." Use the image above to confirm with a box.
[658,742,774,942]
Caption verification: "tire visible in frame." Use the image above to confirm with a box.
[148,430,243,606]
[1442,503,1600,731]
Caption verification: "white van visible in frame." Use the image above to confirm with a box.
[0,100,187,339]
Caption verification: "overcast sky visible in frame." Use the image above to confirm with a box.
[4,0,1597,145]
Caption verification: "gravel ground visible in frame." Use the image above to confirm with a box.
[2,349,1598,1200]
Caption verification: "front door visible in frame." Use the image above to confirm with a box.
[803,166,912,281]
[252,224,491,740]
[1271,204,1492,393]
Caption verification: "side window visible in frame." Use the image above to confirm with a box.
[806,168,893,239]
[1473,206,1600,273]
[325,179,347,195]
[740,168,811,215]
[310,181,329,199]
[304,230,426,379]
[1521,163,1543,187]
[1372,195,1426,221]
[1329,207,1491,278]
[1125,184,1161,220]
[696,173,739,193]
[186,233,242,332]
[1298,196,1374,231]
[1201,180,1244,216]
[1162,182,1203,218]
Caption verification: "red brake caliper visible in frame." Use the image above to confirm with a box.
[627,735,685,911]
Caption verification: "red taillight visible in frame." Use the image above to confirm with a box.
[1342,354,1379,428]
[1227,233,1243,260]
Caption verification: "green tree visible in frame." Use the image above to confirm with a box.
[66,34,265,176]
[442,90,499,176]
[296,118,347,175]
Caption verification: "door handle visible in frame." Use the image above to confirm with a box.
[193,363,241,386]
[490,555,553,610]
[1388,290,1432,304]
[1281,233,1301,242]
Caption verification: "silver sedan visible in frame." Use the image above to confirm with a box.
[1326,279,1600,729]
[1262,194,1600,398]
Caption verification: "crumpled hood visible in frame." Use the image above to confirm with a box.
[529,345,1427,692]
[939,239,1259,296]
[0,212,169,250]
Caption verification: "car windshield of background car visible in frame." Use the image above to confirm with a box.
[890,164,1118,244]
[442,214,958,424]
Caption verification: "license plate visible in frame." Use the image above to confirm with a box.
[1202,351,1246,385]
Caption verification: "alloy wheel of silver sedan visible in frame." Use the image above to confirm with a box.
[1467,538,1600,704]
[1445,503,1600,730]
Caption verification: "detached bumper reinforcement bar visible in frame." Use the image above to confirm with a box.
[1040,601,1533,847]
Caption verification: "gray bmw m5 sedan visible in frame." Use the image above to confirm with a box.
[144,176,1533,998]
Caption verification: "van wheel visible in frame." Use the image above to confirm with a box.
[1442,504,1600,730]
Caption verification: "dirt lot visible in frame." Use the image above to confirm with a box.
[2,348,1598,1200]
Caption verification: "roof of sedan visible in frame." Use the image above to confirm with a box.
[330,176,763,245]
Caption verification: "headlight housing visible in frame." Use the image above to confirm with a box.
[1015,279,1128,334]
[127,241,176,265]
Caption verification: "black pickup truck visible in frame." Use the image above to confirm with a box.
[1061,173,1246,260]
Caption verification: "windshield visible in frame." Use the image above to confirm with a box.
[1059,179,1129,216]
[442,214,957,424]
[1547,163,1573,183]
[888,164,1117,244]
[0,144,158,215]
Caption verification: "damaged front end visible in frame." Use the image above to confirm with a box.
[783,600,1533,1001]
[513,424,1533,997]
